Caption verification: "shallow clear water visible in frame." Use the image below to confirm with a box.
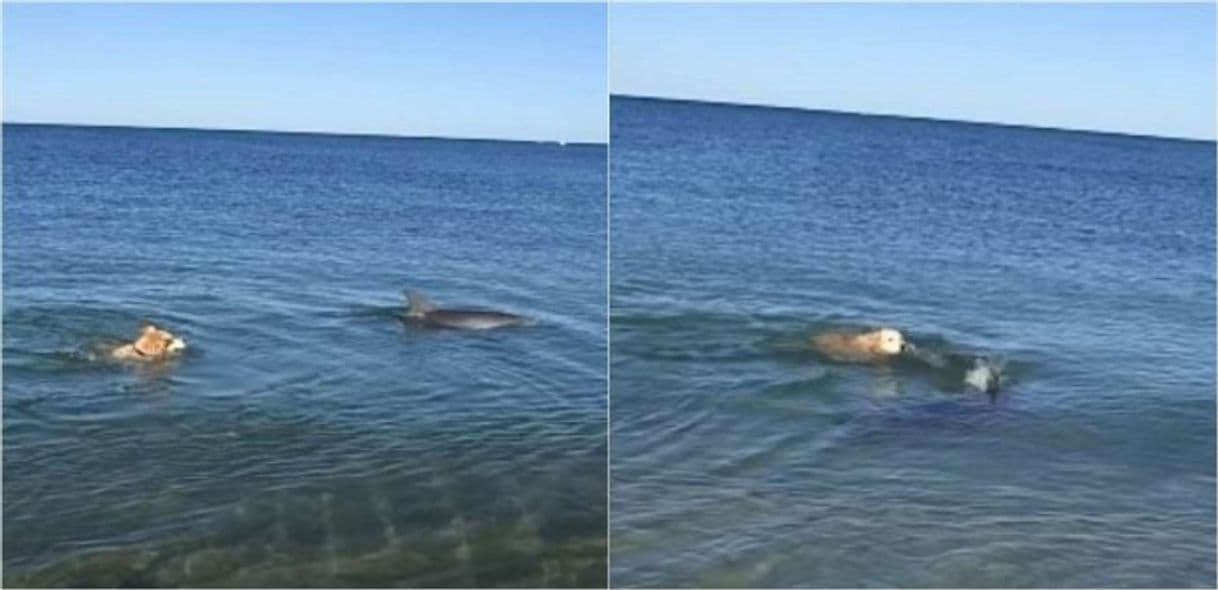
[3,124,607,587]
[609,97,1216,587]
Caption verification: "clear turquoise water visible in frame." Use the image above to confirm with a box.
[610,96,1216,587]
[3,124,607,587]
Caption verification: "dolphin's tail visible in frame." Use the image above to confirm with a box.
[404,290,437,316]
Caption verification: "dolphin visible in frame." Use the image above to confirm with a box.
[402,291,527,330]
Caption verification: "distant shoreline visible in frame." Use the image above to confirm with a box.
[613,93,1216,144]
[1,121,607,149]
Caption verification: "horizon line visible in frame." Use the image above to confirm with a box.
[612,93,1217,144]
[1,120,608,148]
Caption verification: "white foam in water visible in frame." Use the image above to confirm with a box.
[964,357,1003,393]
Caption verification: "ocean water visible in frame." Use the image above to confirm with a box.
[3,124,606,587]
[610,97,1215,587]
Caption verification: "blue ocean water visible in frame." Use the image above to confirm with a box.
[3,124,606,586]
[610,96,1215,587]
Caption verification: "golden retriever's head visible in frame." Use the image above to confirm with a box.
[133,323,186,358]
[872,328,906,356]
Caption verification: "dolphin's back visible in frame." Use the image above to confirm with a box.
[419,309,525,330]
[402,289,527,330]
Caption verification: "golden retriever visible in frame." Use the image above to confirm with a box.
[110,323,187,362]
[811,328,907,363]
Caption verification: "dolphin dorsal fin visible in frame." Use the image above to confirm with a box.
[405,290,436,315]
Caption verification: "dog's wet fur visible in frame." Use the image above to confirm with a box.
[811,327,907,363]
[109,323,186,362]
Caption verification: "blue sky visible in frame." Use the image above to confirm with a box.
[611,3,1216,140]
[4,3,607,143]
